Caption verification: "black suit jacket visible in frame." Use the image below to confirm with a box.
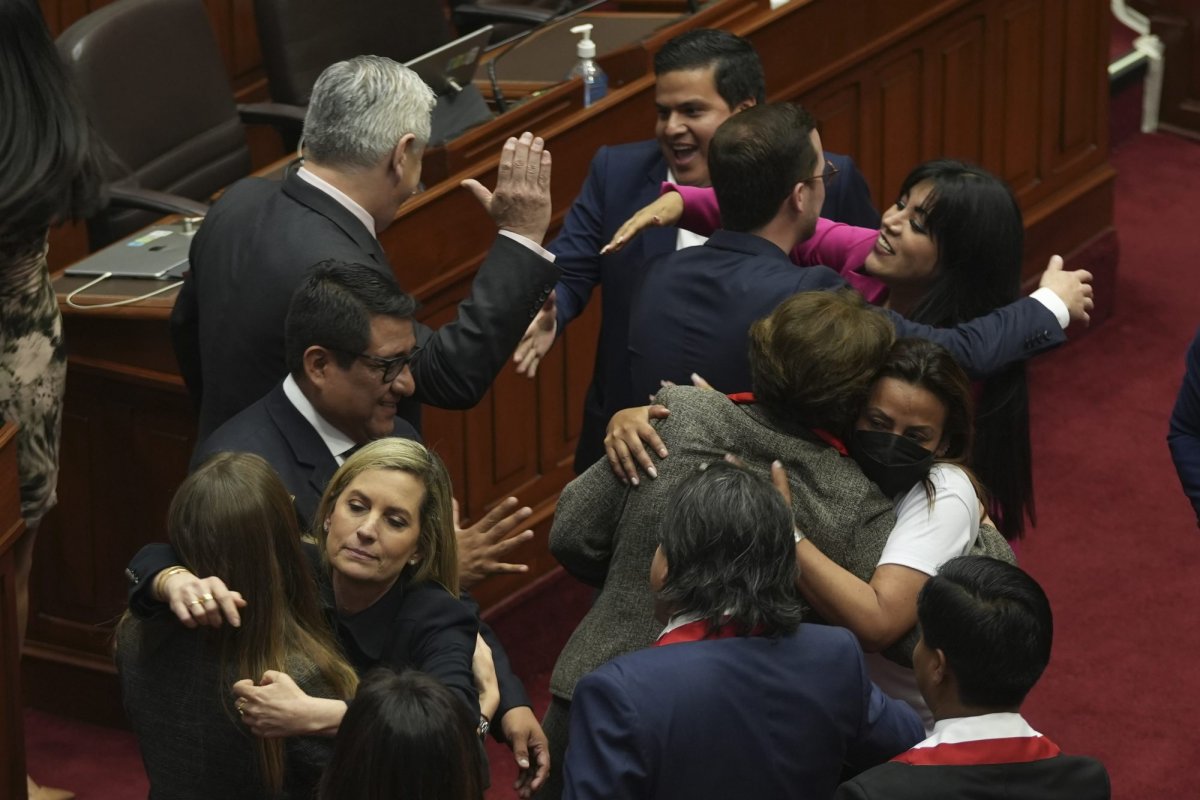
[628,229,1068,398]
[836,754,1111,800]
[191,381,420,530]
[172,168,559,442]
[549,139,879,472]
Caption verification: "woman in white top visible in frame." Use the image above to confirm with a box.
[776,337,992,727]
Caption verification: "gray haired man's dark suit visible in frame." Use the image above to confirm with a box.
[172,168,559,443]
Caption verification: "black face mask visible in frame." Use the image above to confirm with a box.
[850,429,936,498]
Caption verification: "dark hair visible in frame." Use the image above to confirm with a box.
[896,160,1032,539]
[707,103,819,232]
[166,452,358,796]
[918,556,1052,709]
[0,0,100,251]
[319,668,484,800]
[871,338,983,504]
[284,260,417,376]
[749,289,895,436]
[653,28,765,107]
[656,461,804,637]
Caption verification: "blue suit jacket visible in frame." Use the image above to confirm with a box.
[563,624,924,800]
[1169,326,1200,524]
[549,139,879,472]
[628,230,1068,399]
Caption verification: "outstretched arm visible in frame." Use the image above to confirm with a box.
[889,256,1093,379]
[410,133,559,409]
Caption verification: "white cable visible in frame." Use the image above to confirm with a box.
[65,272,185,309]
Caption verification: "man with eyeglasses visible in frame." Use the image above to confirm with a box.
[190,260,423,526]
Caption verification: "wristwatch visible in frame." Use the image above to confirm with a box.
[478,713,490,739]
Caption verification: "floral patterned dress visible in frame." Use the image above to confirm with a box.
[0,231,67,527]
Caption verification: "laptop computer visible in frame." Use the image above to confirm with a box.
[65,221,196,279]
[406,25,494,95]
[406,26,495,146]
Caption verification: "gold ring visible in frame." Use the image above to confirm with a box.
[188,598,204,607]
[200,593,214,603]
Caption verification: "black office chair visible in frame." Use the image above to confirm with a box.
[252,0,561,108]
[450,0,582,44]
[57,0,304,248]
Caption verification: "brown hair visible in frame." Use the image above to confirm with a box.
[314,438,459,596]
[167,452,359,796]
[749,289,896,437]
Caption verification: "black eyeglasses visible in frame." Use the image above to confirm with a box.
[333,346,421,384]
[805,160,840,186]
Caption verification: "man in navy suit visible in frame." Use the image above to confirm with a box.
[836,556,1111,800]
[625,101,1094,403]
[513,29,880,473]
[1168,326,1200,525]
[562,461,924,800]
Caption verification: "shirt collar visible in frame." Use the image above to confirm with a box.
[657,611,706,640]
[282,374,358,465]
[915,712,1043,749]
[296,166,378,240]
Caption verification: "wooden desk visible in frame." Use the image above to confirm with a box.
[26,0,1115,728]
[0,425,28,800]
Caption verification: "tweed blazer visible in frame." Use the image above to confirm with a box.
[549,387,898,700]
[549,388,1016,699]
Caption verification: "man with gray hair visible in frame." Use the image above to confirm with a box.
[172,55,558,446]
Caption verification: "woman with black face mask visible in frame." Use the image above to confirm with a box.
[787,337,998,729]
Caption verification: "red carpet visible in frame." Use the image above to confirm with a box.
[1016,129,1200,798]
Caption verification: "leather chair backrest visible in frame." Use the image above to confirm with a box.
[253,0,453,107]
[57,0,250,243]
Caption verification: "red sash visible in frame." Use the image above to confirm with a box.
[654,618,763,647]
[893,736,1062,766]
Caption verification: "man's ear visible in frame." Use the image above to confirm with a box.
[930,647,950,686]
[734,97,757,114]
[303,345,334,387]
[788,180,808,215]
[391,133,418,179]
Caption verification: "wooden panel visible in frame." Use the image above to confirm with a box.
[992,0,1042,194]
[0,426,28,800]
[927,14,985,163]
[876,50,925,205]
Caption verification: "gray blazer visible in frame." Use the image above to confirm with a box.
[549,387,1014,700]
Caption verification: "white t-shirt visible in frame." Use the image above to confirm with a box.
[866,463,981,731]
[879,463,980,574]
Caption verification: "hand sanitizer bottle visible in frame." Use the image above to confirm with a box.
[567,23,608,107]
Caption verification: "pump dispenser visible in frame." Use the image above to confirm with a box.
[567,23,608,107]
